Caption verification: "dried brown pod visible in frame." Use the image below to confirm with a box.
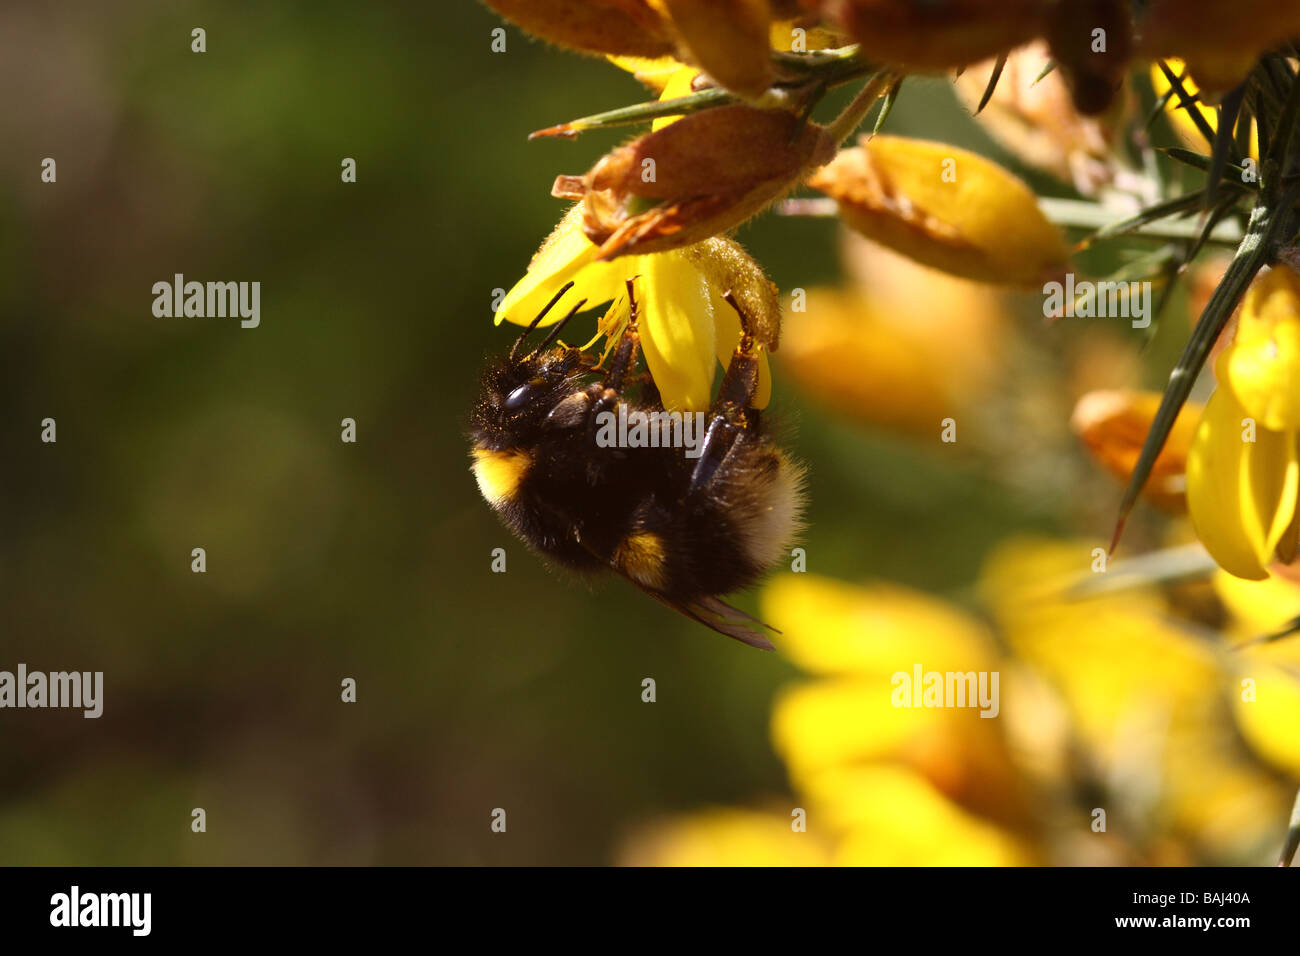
[558,104,836,260]
[1137,0,1300,92]
[482,0,673,58]
[809,0,1050,72]
[653,0,775,98]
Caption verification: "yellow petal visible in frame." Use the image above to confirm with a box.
[605,54,687,93]
[651,65,701,131]
[1213,569,1300,639]
[637,253,716,411]
[495,206,628,327]
[1222,266,1300,431]
[1187,383,1299,580]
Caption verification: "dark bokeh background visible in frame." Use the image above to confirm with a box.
[0,1,1170,864]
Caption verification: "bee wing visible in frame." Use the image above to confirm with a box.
[570,537,777,649]
[633,583,778,651]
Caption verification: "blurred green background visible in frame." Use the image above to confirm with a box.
[0,1,1182,864]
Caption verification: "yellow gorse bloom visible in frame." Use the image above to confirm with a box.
[620,541,1300,865]
[807,135,1071,287]
[1187,266,1300,580]
[495,204,774,411]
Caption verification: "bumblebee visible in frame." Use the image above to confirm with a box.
[469,280,804,648]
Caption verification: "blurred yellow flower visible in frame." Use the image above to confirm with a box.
[778,235,1006,437]
[495,204,773,410]
[622,808,833,866]
[1210,571,1300,778]
[981,537,1296,861]
[812,765,1035,866]
[625,538,1299,866]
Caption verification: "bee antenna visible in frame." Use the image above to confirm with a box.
[529,298,588,357]
[509,281,575,361]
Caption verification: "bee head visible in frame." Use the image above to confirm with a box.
[470,343,588,445]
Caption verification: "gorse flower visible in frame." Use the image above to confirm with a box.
[807,135,1072,287]
[480,0,1300,867]
[1187,266,1300,580]
[623,543,1300,865]
[495,204,776,411]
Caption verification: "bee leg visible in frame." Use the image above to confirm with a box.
[685,291,764,495]
[602,277,643,393]
[686,417,734,496]
[586,278,644,440]
[712,291,760,413]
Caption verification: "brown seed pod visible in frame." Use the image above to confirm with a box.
[810,0,1050,72]
[560,104,836,259]
[654,0,776,98]
[482,0,674,58]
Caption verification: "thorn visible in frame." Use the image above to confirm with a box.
[1109,512,1129,557]
[529,123,578,141]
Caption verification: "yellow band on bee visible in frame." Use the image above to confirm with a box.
[472,447,532,506]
